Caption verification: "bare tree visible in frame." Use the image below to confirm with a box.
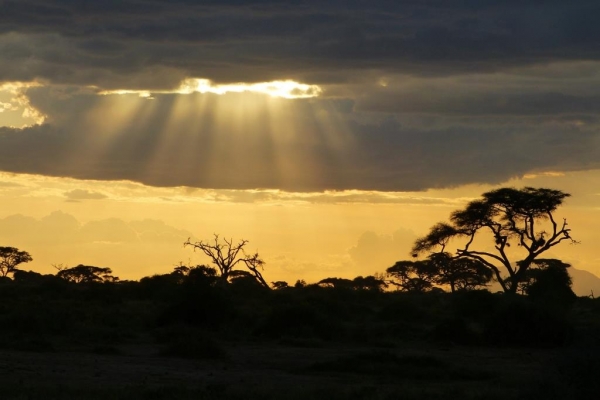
[184,234,269,288]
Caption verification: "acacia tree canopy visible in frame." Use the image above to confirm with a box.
[56,265,119,283]
[386,260,437,292]
[387,254,491,293]
[0,247,33,277]
[519,259,576,302]
[412,187,576,293]
[427,252,493,292]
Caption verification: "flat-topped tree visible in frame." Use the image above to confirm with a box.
[412,187,576,293]
[0,247,32,277]
[55,264,119,283]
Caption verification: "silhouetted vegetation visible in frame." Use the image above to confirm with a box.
[184,234,269,287]
[55,264,119,283]
[0,246,32,277]
[0,188,597,398]
[413,187,576,293]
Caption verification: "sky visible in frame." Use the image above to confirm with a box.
[0,1,599,290]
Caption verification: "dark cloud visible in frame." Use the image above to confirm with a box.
[357,90,600,116]
[1,1,600,87]
[1,1,599,192]
[0,87,598,191]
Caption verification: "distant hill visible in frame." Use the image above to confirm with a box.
[570,268,600,298]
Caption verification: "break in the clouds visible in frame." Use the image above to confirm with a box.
[1,1,600,191]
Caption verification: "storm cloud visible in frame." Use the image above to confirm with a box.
[1,1,600,87]
[0,86,598,191]
[0,1,599,191]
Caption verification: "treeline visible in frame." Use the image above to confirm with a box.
[0,186,597,357]
[1,261,599,360]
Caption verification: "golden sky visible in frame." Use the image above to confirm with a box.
[0,169,597,286]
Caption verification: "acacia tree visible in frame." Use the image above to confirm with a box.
[184,234,269,288]
[412,187,576,293]
[518,259,575,301]
[55,264,119,283]
[386,260,437,292]
[317,276,387,291]
[0,247,33,277]
[427,252,493,292]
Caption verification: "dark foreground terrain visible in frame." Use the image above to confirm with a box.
[1,269,600,399]
[1,342,599,400]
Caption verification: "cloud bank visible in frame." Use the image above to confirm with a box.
[0,1,599,191]
[2,1,600,87]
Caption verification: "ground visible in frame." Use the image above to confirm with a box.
[0,342,581,400]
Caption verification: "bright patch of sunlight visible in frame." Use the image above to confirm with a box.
[177,79,322,99]
[99,89,153,99]
[0,81,46,127]
[99,78,322,99]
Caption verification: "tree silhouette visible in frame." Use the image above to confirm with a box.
[386,260,437,292]
[519,259,576,302]
[271,281,289,290]
[0,247,33,277]
[55,264,119,283]
[318,277,354,289]
[412,187,576,293]
[184,234,269,288]
[427,252,493,292]
[352,275,388,291]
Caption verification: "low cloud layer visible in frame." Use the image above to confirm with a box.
[0,211,193,278]
[64,189,107,201]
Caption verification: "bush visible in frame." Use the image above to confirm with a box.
[431,317,482,346]
[156,285,235,329]
[483,296,573,347]
[157,327,228,360]
[256,303,341,340]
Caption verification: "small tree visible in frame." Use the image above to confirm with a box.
[271,281,289,290]
[184,234,269,288]
[0,247,33,277]
[412,187,576,293]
